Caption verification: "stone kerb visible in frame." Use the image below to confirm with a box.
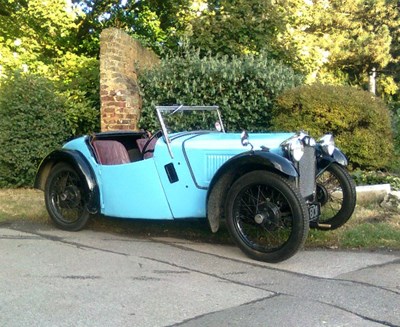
[100,28,159,131]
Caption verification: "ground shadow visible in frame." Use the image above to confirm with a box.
[87,215,233,245]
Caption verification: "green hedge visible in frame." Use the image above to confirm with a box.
[0,73,70,188]
[56,56,100,136]
[392,103,400,172]
[138,51,303,132]
[351,170,400,191]
[271,84,394,169]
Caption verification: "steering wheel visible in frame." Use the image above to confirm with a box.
[141,130,163,158]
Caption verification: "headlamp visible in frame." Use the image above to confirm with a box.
[319,134,335,156]
[282,135,305,162]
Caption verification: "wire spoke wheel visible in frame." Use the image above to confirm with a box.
[317,173,343,220]
[45,163,90,231]
[316,163,356,230]
[234,184,292,251]
[226,171,309,263]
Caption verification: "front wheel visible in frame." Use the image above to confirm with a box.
[225,171,309,263]
[316,163,356,230]
[45,163,90,231]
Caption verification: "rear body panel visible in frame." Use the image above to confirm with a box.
[63,136,173,219]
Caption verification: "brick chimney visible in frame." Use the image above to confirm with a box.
[99,28,159,131]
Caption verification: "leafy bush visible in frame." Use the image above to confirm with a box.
[54,53,100,135]
[351,170,400,191]
[271,84,394,169]
[138,50,303,132]
[390,102,400,172]
[63,89,100,136]
[0,73,70,188]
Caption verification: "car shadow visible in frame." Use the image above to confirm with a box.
[87,215,233,245]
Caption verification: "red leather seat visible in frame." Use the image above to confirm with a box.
[92,140,130,165]
[136,137,158,159]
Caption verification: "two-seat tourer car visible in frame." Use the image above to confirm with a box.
[35,105,356,262]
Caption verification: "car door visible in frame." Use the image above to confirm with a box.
[98,159,173,219]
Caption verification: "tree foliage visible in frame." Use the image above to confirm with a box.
[3,0,396,97]
[188,0,400,94]
[73,0,195,55]
[278,0,400,88]
[0,0,82,75]
[188,0,285,57]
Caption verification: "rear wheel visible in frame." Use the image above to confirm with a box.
[45,163,90,231]
[316,163,356,230]
[225,171,309,263]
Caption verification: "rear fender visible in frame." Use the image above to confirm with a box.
[206,151,298,233]
[34,150,100,213]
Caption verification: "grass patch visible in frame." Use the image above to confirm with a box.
[340,223,400,248]
[1,188,399,250]
[306,204,400,250]
[0,188,48,223]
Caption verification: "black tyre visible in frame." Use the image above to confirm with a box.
[45,163,90,231]
[225,171,309,263]
[316,163,356,230]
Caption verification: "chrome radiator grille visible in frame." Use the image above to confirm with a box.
[297,146,316,199]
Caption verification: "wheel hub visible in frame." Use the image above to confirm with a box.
[254,214,264,224]
[59,185,81,208]
[316,183,329,206]
[254,202,282,229]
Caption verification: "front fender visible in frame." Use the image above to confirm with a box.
[253,151,299,177]
[206,150,298,233]
[34,149,100,213]
[209,150,298,197]
[216,151,299,181]
[317,147,348,176]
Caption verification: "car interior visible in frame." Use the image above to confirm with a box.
[89,131,157,165]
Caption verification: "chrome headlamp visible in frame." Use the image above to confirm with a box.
[299,131,316,147]
[318,133,335,156]
[281,135,305,162]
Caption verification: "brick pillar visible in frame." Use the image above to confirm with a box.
[99,28,159,131]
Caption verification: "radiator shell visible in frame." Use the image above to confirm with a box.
[297,146,316,199]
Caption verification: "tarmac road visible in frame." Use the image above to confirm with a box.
[0,221,399,327]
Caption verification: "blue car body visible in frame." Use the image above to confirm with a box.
[35,105,356,263]
[39,131,294,220]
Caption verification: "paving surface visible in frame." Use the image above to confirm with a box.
[1,222,399,327]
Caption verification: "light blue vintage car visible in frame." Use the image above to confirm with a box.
[35,105,356,262]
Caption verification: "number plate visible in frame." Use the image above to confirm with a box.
[308,202,320,222]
